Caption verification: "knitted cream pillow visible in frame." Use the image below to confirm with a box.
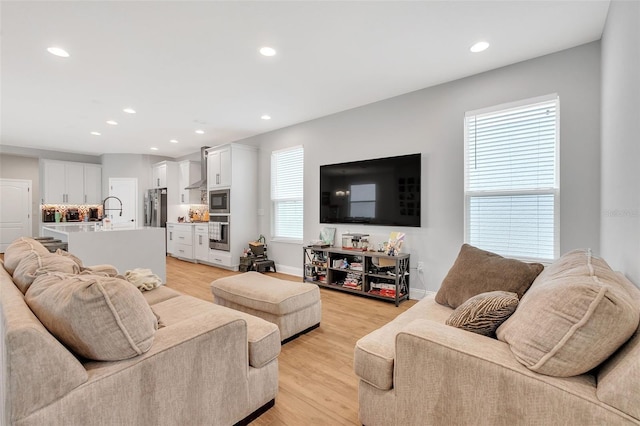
[3,237,50,275]
[496,249,640,377]
[446,291,519,337]
[26,273,158,361]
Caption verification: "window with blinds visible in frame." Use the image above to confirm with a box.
[464,94,559,261]
[271,145,304,241]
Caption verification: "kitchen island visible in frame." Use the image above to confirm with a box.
[41,225,166,282]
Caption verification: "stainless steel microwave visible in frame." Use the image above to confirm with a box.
[209,189,230,214]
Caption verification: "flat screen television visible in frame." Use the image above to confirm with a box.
[320,153,421,227]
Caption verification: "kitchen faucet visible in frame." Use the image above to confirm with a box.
[102,196,123,219]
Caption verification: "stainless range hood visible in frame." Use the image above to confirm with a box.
[185,146,210,190]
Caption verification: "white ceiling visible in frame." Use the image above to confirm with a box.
[1,1,610,158]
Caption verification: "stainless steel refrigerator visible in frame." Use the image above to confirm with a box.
[144,188,167,227]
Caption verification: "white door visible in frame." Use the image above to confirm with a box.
[108,178,137,229]
[0,179,32,252]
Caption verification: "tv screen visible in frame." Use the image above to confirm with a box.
[320,153,421,227]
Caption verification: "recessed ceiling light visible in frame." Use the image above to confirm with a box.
[90,131,101,136]
[47,47,70,58]
[169,139,179,144]
[150,147,158,151]
[123,107,136,114]
[470,41,490,53]
[261,114,271,120]
[106,120,118,125]
[195,129,205,135]
[259,46,276,57]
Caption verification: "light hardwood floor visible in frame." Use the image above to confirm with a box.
[164,256,417,425]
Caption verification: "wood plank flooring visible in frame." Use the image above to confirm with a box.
[164,256,417,425]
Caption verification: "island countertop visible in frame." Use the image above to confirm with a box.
[42,225,167,282]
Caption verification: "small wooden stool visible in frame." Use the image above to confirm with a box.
[253,259,276,273]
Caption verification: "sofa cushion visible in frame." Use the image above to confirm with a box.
[25,272,158,361]
[142,285,182,305]
[12,250,81,294]
[596,272,640,419]
[496,249,640,377]
[0,263,89,421]
[3,237,50,275]
[354,294,453,390]
[151,294,281,368]
[446,291,519,337]
[54,248,84,268]
[435,244,543,309]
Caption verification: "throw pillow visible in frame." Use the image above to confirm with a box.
[496,249,640,377]
[55,248,84,268]
[446,291,519,337]
[25,272,158,361]
[3,237,50,275]
[435,244,544,309]
[12,250,81,294]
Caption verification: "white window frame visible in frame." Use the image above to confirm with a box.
[271,145,304,243]
[464,94,560,262]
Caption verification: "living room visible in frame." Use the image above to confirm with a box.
[1,1,639,425]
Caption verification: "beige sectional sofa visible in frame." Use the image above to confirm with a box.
[1,238,280,426]
[355,247,640,425]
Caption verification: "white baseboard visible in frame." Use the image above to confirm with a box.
[277,264,303,277]
[410,288,427,300]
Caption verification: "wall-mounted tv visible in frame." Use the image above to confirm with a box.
[320,153,421,227]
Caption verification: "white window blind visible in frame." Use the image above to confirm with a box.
[271,146,304,240]
[464,95,559,261]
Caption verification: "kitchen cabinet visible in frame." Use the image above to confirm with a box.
[178,160,201,204]
[83,165,102,204]
[42,160,101,205]
[166,224,176,255]
[204,143,258,270]
[207,146,231,189]
[166,222,195,261]
[194,224,209,262]
[152,162,167,188]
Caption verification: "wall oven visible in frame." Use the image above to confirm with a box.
[209,215,230,251]
[209,189,230,214]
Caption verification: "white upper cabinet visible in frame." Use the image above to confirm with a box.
[83,165,102,204]
[207,146,231,189]
[152,162,168,188]
[42,160,102,205]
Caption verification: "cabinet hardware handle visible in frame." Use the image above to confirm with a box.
[199,235,202,244]
[170,232,173,240]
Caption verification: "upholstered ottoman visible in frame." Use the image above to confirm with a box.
[211,271,321,343]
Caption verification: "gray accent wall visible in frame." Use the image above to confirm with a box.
[241,41,602,294]
[600,0,640,286]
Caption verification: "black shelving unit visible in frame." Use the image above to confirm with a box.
[303,246,409,306]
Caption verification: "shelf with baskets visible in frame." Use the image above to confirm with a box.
[303,246,409,306]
